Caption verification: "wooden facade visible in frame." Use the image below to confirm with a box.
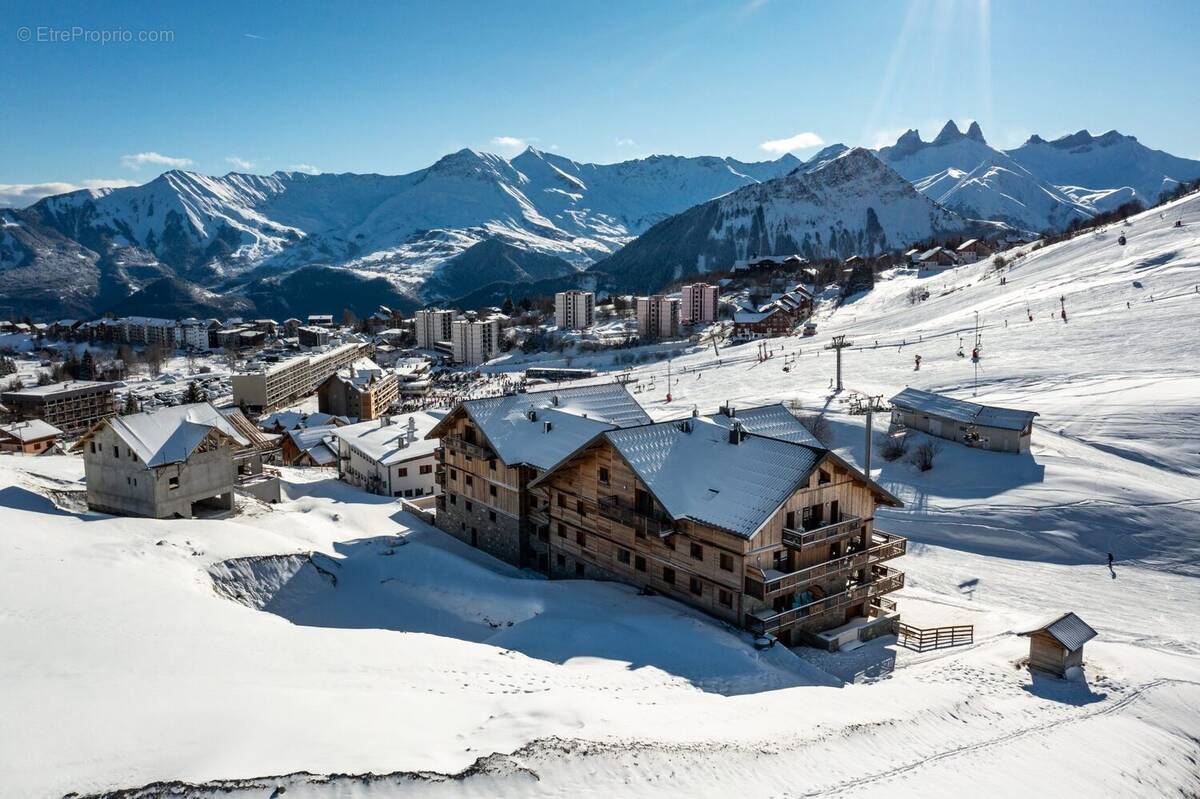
[531,436,906,645]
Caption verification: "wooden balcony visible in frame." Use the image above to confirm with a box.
[747,566,905,636]
[443,436,494,461]
[782,515,864,549]
[762,531,907,595]
[597,494,675,538]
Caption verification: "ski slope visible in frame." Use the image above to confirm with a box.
[2,195,1200,797]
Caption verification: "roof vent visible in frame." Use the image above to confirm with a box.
[543,420,553,434]
[728,420,746,445]
[719,403,735,418]
[677,419,692,433]
[527,408,538,422]
[551,395,560,406]
[691,406,699,418]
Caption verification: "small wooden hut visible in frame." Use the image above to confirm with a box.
[1019,612,1097,676]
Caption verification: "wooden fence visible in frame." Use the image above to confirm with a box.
[897,622,974,652]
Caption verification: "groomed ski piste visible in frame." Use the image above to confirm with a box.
[3,193,1200,798]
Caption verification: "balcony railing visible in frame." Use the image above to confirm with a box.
[443,436,494,461]
[762,531,907,595]
[596,494,675,538]
[747,566,905,636]
[782,515,864,549]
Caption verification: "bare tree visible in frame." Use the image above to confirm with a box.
[144,344,165,377]
[185,350,199,375]
[800,413,833,446]
[910,440,942,471]
[880,432,910,462]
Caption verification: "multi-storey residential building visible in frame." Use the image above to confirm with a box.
[680,283,719,326]
[1,380,117,434]
[529,408,905,649]
[231,343,370,412]
[426,385,651,568]
[555,290,595,330]
[177,318,211,350]
[297,325,331,348]
[636,295,680,339]
[333,412,442,499]
[316,357,399,421]
[122,317,178,347]
[450,317,500,364]
[414,309,455,350]
[307,314,335,328]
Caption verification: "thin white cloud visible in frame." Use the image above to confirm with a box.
[0,179,140,208]
[287,163,320,175]
[490,136,534,156]
[759,132,825,154]
[226,156,256,170]
[120,151,193,170]
[244,33,265,40]
[615,137,637,147]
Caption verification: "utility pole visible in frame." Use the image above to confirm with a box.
[825,335,853,393]
[861,394,887,477]
[666,356,672,403]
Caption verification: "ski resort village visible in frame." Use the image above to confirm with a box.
[3,2,1200,794]
[0,170,1197,797]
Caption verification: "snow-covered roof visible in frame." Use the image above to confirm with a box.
[956,238,980,251]
[1020,612,1097,652]
[332,411,445,466]
[890,387,1038,431]
[103,402,249,468]
[601,417,824,539]
[0,419,62,442]
[2,380,115,398]
[442,384,651,471]
[286,426,339,465]
[706,404,821,447]
[734,310,771,324]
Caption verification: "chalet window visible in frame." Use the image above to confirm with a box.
[449,493,457,505]
[465,475,473,487]
[786,511,796,529]
[398,467,408,477]
[488,510,496,522]
[576,530,587,548]
[465,500,472,512]
[89,441,96,453]
[663,536,675,550]
[744,577,764,600]
[168,476,179,490]
[450,468,458,480]
[617,548,630,564]
[598,467,610,484]
[719,552,734,572]
[419,464,432,475]
[112,445,118,457]
[635,555,646,572]
[489,459,497,471]
[662,566,675,585]
[557,493,567,508]
[689,577,702,596]
[489,484,497,497]
[575,562,585,577]
[818,469,831,485]
[464,426,477,444]
[557,523,566,538]
[690,542,703,561]
[576,500,585,517]
[718,589,733,608]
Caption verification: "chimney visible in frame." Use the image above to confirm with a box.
[719,402,734,418]
[728,420,746,445]
[527,408,538,421]
[543,420,553,433]
[406,416,416,442]
[551,394,560,406]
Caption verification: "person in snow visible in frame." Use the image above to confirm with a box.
[914,354,922,371]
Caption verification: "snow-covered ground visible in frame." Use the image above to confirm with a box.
[3,193,1200,797]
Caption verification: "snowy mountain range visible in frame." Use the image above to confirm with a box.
[877,120,1200,232]
[2,121,1197,318]
[591,147,990,290]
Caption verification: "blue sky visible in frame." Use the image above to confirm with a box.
[1,0,1197,204]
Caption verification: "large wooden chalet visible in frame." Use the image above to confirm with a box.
[429,390,907,648]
